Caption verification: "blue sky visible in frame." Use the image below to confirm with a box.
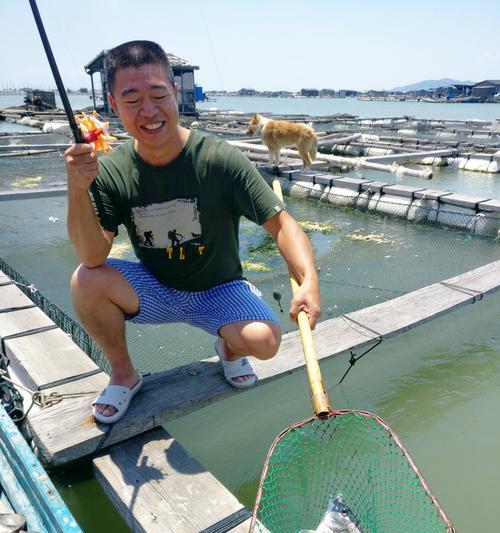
[2,0,499,91]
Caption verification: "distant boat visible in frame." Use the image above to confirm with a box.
[420,97,441,103]
[0,397,82,532]
[450,96,483,103]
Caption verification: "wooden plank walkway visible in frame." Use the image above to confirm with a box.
[8,259,497,466]
[0,272,252,532]
[93,427,250,533]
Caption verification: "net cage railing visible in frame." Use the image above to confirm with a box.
[0,256,109,372]
[0,168,498,374]
[281,178,500,239]
[251,411,455,533]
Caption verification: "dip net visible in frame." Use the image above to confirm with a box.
[251,179,455,533]
[251,411,455,533]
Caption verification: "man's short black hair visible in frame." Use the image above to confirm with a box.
[105,40,175,94]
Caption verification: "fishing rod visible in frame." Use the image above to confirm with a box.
[28,0,105,212]
[28,0,84,144]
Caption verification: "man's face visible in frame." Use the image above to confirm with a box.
[109,63,179,152]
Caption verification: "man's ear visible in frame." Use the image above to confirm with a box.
[108,92,119,116]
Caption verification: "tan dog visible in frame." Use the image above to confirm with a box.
[247,114,317,168]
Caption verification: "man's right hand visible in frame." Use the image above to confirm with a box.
[65,143,99,193]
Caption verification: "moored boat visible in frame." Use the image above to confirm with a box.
[0,399,82,532]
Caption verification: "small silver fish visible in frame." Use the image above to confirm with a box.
[300,494,362,533]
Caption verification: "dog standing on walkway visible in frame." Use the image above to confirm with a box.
[247,114,317,168]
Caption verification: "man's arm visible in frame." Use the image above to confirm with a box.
[263,210,321,329]
[65,143,114,267]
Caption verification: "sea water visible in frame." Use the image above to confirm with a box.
[2,92,500,121]
[1,97,499,532]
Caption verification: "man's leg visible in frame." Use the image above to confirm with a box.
[219,320,282,383]
[71,263,141,417]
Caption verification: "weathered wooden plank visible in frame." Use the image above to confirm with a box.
[0,274,103,391]
[27,260,500,466]
[478,199,500,212]
[4,327,103,392]
[413,189,452,201]
[0,284,34,311]
[442,193,490,209]
[93,427,250,533]
[381,184,426,198]
[0,307,55,338]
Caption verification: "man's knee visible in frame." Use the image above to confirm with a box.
[71,264,139,316]
[245,321,282,360]
[71,264,107,296]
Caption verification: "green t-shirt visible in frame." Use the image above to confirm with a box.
[93,129,285,291]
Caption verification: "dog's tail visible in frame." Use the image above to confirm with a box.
[309,135,317,163]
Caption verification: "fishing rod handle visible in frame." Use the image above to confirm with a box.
[272,179,330,416]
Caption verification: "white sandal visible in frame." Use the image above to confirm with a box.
[214,338,257,389]
[92,376,143,424]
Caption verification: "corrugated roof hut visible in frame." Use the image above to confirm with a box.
[472,80,500,99]
[84,50,199,116]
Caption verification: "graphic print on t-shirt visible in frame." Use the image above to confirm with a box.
[131,198,205,261]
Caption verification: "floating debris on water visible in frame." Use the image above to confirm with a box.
[242,260,272,272]
[345,232,396,245]
[298,220,336,234]
[109,242,133,258]
[48,216,59,223]
[11,176,42,189]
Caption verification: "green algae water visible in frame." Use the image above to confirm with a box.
[1,191,499,531]
[167,294,500,533]
[49,294,500,532]
[1,108,499,531]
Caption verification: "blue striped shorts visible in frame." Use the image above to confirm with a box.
[106,259,280,336]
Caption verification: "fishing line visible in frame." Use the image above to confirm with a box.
[197,3,226,92]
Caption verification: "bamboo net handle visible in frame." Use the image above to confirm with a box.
[272,179,330,416]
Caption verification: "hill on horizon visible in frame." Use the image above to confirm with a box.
[392,78,476,92]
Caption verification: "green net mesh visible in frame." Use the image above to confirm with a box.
[252,411,454,533]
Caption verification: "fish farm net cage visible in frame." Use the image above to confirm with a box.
[0,146,499,374]
[251,411,455,533]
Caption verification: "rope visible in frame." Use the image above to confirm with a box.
[439,281,484,303]
[0,304,37,314]
[0,368,99,421]
[336,314,384,384]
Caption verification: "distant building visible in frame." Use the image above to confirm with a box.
[24,89,55,110]
[300,88,319,97]
[84,50,199,116]
[238,88,257,96]
[365,90,389,97]
[447,84,473,98]
[78,87,89,94]
[472,80,500,99]
[338,90,358,97]
[195,85,206,101]
[319,88,337,97]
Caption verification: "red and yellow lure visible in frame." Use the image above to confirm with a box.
[75,111,115,153]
